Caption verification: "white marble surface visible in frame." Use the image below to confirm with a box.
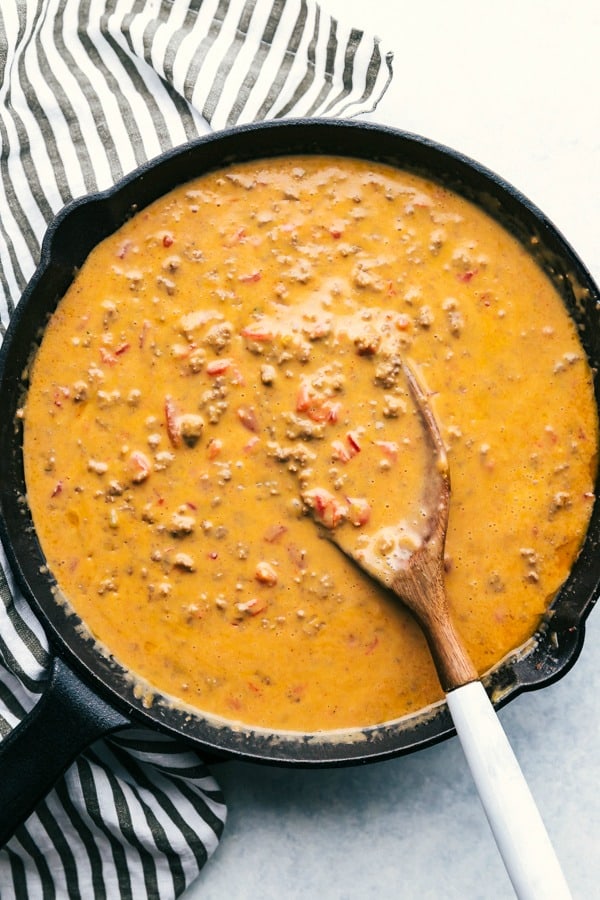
[187,2,600,897]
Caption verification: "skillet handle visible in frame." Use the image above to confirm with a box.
[0,654,131,847]
[446,681,571,900]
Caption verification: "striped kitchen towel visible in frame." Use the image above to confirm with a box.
[0,0,393,897]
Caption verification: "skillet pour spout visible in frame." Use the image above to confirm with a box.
[0,120,599,846]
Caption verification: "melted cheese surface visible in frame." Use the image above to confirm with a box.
[23,157,597,731]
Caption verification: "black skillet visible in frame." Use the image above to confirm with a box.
[1,119,599,847]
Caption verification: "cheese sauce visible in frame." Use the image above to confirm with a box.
[23,157,597,731]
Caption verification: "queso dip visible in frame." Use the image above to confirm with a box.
[22,156,597,731]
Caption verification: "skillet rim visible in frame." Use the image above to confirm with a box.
[1,117,599,766]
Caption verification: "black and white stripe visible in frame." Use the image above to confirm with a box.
[0,0,393,895]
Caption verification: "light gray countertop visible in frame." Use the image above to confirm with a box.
[188,2,600,897]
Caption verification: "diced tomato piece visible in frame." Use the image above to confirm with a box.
[116,239,132,259]
[206,358,232,376]
[53,386,69,407]
[303,487,347,529]
[331,440,352,463]
[346,431,361,454]
[297,384,341,423]
[139,320,151,348]
[323,400,341,423]
[229,364,245,386]
[332,432,361,463]
[238,270,261,283]
[99,347,118,365]
[129,451,152,483]
[296,381,312,413]
[165,396,181,447]
[100,343,129,363]
[287,543,307,569]
[457,269,477,283]
[365,636,379,654]
[237,406,259,432]
[255,561,278,585]
[264,523,287,543]
[237,597,267,616]
[241,324,274,342]
[375,440,399,461]
[223,227,247,249]
[207,438,223,459]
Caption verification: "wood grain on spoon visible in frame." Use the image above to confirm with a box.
[329,361,478,693]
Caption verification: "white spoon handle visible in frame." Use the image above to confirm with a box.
[446,681,571,900]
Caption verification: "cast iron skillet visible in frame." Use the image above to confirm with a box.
[1,119,599,846]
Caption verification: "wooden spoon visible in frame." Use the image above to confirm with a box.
[321,362,572,900]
